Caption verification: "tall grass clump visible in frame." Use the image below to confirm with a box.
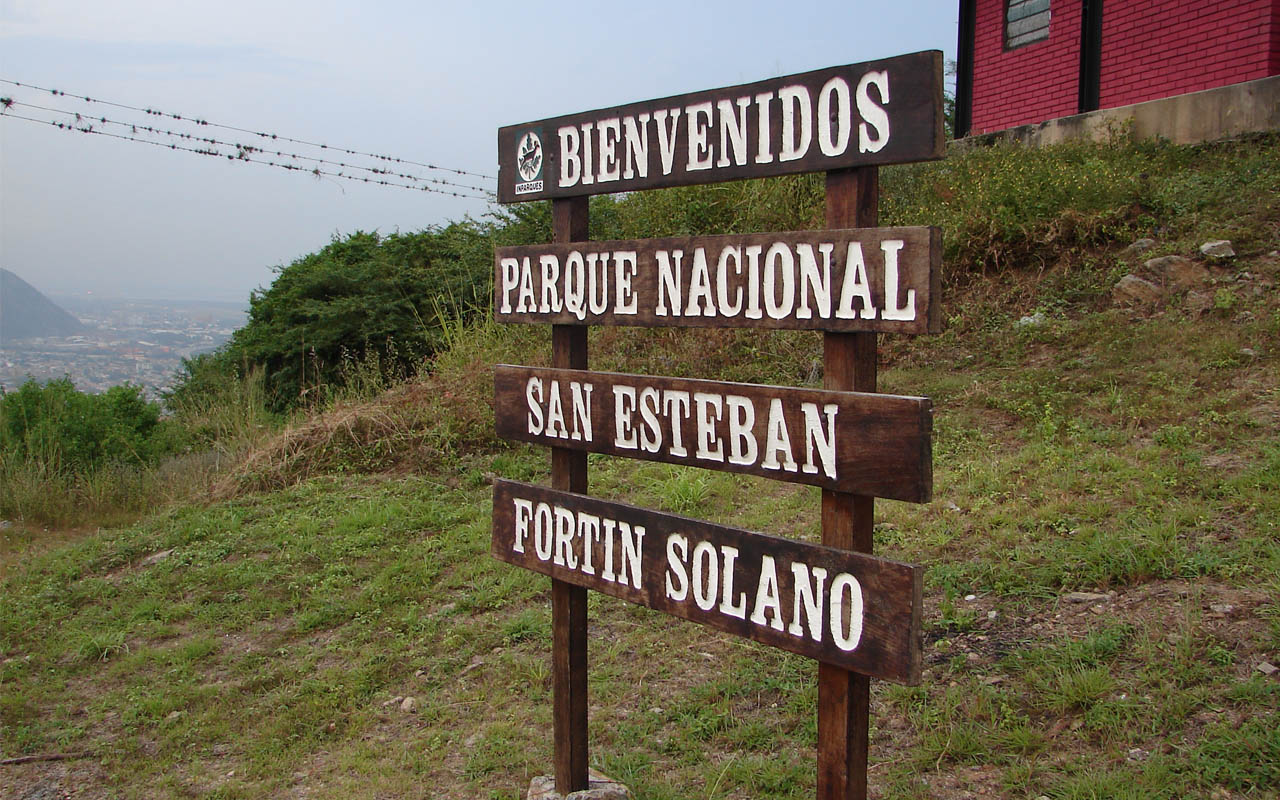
[0,378,187,525]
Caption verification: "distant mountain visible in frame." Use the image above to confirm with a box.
[1,268,86,342]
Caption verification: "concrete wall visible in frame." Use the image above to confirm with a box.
[958,73,1280,148]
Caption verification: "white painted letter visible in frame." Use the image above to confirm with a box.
[526,376,544,435]
[558,126,581,187]
[778,85,812,162]
[694,392,725,462]
[856,71,890,154]
[836,242,877,320]
[654,108,682,175]
[749,555,785,631]
[513,497,533,554]
[880,239,915,321]
[692,540,718,611]
[764,243,796,320]
[614,385,638,449]
[665,533,689,601]
[801,403,838,478]
[830,573,864,651]
[686,101,713,171]
[598,117,621,182]
[817,76,852,157]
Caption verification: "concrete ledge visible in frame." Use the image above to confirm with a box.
[959,75,1280,148]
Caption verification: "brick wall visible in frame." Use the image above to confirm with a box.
[1101,0,1278,107]
[969,0,1280,133]
[970,0,1083,132]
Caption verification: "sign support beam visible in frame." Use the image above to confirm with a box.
[551,196,590,795]
[818,166,878,800]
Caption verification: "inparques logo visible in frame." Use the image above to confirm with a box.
[514,129,543,194]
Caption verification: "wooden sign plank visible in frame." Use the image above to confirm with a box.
[497,51,944,203]
[494,366,932,503]
[492,480,923,684]
[495,226,941,334]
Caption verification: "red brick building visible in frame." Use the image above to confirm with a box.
[955,0,1280,136]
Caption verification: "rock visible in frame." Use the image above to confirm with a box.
[1113,274,1163,305]
[400,696,417,713]
[1200,240,1235,258]
[1017,311,1047,328]
[944,501,962,512]
[1127,747,1150,762]
[0,520,11,530]
[1124,238,1156,255]
[1144,255,1209,290]
[1209,603,1235,615]
[142,549,174,566]
[1184,290,1213,315]
[1257,662,1278,676]
[1063,591,1110,604]
[166,710,183,721]
[987,610,999,621]
[527,770,633,800]
[964,594,977,602]
[1240,348,1257,359]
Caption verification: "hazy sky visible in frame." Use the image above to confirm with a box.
[1,1,959,303]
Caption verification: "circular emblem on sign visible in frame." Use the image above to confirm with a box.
[517,131,543,182]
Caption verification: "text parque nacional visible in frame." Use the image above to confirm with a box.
[494,227,940,334]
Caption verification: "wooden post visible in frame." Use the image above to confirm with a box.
[818,166,879,800]
[551,196,590,794]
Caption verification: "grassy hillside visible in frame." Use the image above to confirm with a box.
[1,132,1278,799]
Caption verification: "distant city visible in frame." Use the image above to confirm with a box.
[0,295,247,398]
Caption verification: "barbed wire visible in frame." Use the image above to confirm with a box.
[0,77,496,182]
[4,98,493,195]
[1,109,493,200]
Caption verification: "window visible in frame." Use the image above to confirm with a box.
[1006,0,1050,49]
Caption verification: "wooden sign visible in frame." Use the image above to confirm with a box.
[493,480,922,684]
[495,365,932,503]
[495,226,941,334]
[497,50,944,202]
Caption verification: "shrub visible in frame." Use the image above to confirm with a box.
[0,378,177,472]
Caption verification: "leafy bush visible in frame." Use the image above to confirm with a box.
[0,378,179,471]
[210,223,494,410]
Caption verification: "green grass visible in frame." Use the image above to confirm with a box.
[3,133,1279,798]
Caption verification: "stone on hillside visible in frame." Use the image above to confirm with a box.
[1017,311,1047,327]
[1144,255,1209,290]
[1123,238,1156,255]
[400,696,416,713]
[527,770,633,800]
[1063,591,1110,604]
[1113,274,1163,305]
[1200,240,1235,259]
[142,549,174,566]
[1256,662,1277,676]
[1184,290,1213,316]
